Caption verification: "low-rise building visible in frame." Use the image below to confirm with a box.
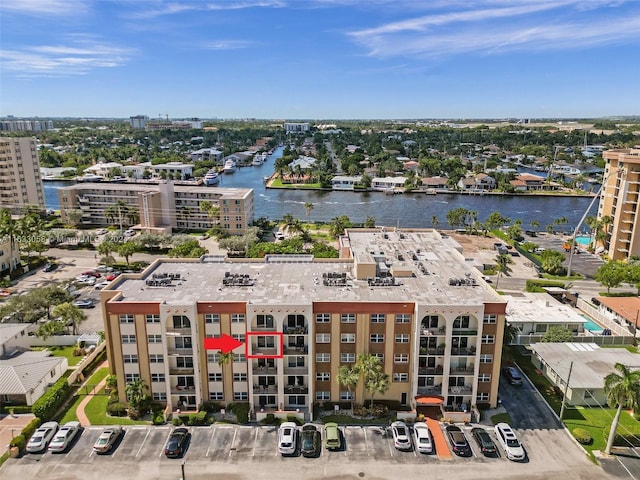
[0,351,68,406]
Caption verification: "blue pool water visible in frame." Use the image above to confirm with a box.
[575,235,592,246]
[581,315,603,332]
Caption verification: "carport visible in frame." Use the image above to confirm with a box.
[415,394,444,420]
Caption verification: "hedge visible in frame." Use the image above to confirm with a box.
[229,402,250,424]
[106,402,126,416]
[4,405,32,415]
[22,417,42,440]
[572,428,592,445]
[9,434,26,453]
[525,279,566,293]
[32,377,71,421]
[187,411,209,426]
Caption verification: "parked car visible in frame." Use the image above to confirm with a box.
[124,229,136,237]
[495,423,526,461]
[26,421,59,453]
[94,281,110,290]
[323,422,341,451]
[95,228,108,235]
[43,262,58,272]
[390,421,412,451]
[412,422,433,454]
[48,421,81,453]
[106,272,120,281]
[82,271,102,278]
[95,265,114,273]
[445,425,472,457]
[502,366,523,386]
[274,231,285,240]
[471,427,497,456]
[164,427,190,458]
[93,426,123,454]
[278,422,298,455]
[73,299,94,309]
[300,424,321,457]
[75,276,96,286]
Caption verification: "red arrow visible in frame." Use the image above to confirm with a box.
[203,334,243,354]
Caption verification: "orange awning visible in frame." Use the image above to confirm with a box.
[415,395,444,405]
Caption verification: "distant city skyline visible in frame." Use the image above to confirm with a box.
[1,0,640,119]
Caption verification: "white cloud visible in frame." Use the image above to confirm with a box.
[0,0,89,16]
[204,40,253,50]
[0,38,135,77]
[130,0,286,18]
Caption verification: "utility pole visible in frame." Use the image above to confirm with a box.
[181,460,186,480]
[559,361,574,421]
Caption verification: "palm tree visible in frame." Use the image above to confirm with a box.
[52,302,86,335]
[356,354,383,407]
[604,363,640,454]
[125,378,149,418]
[336,366,359,412]
[365,370,390,411]
[494,253,511,290]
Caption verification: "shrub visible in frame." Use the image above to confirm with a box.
[572,428,593,445]
[286,414,303,426]
[152,413,166,425]
[200,401,222,413]
[73,347,85,357]
[260,413,281,426]
[32,376,71,421]
[22,417,42,440]
[229,402,250,424]
[5,405,32,415]
[188,411,209,426]
[9,434,26,453]
[106,402,126,416]
[172,417,183,426]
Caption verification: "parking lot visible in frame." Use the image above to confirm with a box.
[3,421,609,480]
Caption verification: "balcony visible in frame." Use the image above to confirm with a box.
[253,385,278,394]
[452,329,478,336]
[166,327,191,335]
[284,365,308,375]
[449,365,475,375]
[171,384,196,395]
[252,364,277,374]
[285,385,308,394]
[420,327,443,337]
[251,344,278,356]
[417,386,442,395]
[418,367,444,375]
[450,348,476,356]
[283,344,308,355]
[169,367,194,375]
[448,385,472,395]
[419,348,445,356]
[283,326,308,335]
[167,347,194,356]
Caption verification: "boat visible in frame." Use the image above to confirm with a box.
[252,153,267,166]
[76,174,104,183]
[203,169,221,185]
[223,159,237,174]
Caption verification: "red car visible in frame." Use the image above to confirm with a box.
[82,271,101,278]
[106,272,121,281]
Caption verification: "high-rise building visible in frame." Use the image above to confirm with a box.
[0,137,45,212]
[129,115,148,129]
[0,119,54,132]
[599,148,640,261]
[284,122,310,133]
[101,228,506,420]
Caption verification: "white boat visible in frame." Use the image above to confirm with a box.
[76,174,104,183]
[203,169,221,185]
[223,159,237,174]
[252,153,267,166]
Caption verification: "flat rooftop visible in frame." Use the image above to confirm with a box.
[505,292,587,325]
[108,229,504,307]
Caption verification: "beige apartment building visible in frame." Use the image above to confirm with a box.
[599,148,640,261]
[58,182,253,235]
[0,137,45,212]
[100,228,506,420]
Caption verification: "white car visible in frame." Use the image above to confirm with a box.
[390,421,412,451]
[26,421,59,453]
[278,421,298,455]
[412,422,433,454]
[495,423,526,461]
[95,228,108,235]
[76,275,96,285]
[124,229,136,237]
[94,281,110,290]
[48,421,81,453]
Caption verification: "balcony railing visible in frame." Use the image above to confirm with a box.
[419,348,445,356]
[448,386,472,395]
[418,367,444,375]
[284,326,308,334]
[284,365,308,374]
[253,385,278,394]
[167,347,194,356]
[170,385,196,395]
[452,329,478,336]
[420,328,443,336]
[450,348,476,356]
[166,327,191,335]
[283,345,308,355]
[449,366,475,375]
[169,367,194,375]
[417,386,442,395]
[284,385,308,394]
[252,345,278,356]
[252,365,277,374]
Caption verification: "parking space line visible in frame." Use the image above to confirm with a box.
[617,456,637,480]
[205,429,216,458]
[159,429,172,458]
[363,427,369,456]
[386,429,394,457]
[252,428,258,457]
[135,429,151,458]
[229,428,238,457]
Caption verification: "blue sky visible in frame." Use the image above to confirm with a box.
[1,0,639,119]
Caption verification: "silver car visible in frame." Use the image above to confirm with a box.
[48,421,81,453]
[390,421,412,451]
[26,421,59,453]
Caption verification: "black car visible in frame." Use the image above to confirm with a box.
[300,424,321,457]
[502,366,523,386]
[445,425,472,457]
[43,262,58,272]
[471,427,497,456]
[164,428,190,458]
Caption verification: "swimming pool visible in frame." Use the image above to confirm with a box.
[581,314,603,333]
[575,235,592,246]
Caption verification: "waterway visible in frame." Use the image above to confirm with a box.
[43,146,597,231]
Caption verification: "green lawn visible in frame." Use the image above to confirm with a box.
[83,390,148,425]
[59,367,111,424]
[42,345,84,366]
[490,412,513,425]
[564,406,640,461]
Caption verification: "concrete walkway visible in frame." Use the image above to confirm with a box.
[75,360,109,426]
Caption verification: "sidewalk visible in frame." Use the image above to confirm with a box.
[75,360,109,426]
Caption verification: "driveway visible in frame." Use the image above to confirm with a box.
[498,373,562,431]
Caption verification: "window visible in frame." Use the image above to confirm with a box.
[172,315,190,329]
[152,392,167,401]
[256,314,274,328]
[207,353,219,363]
[535,324,548,333]
[316,353,330,363]
[151,373,165,382]
[370,334,384,343]
[232,334,246,343]
[123,354,138,364]
[479,374,491,382]
[316,391,330,401]
[316,333,330,343]
[148,334,162,344]
[372,353,384,362]
[233,373,247,382]
[316,372,330,381]
[209,392,224,401]
[122,334,136,344]
[395,334,410,343]
[394,354,409,363]
[176,357,193,368]
[146,314,160,323]
[453,316,470,329]
[371,314,385,323]
[119,314,134,324]
[287,356,305,367]
[393,373,409,382]
[174,337,192,349]
[149,354,164,363]
[476,393,490,402]
[231,314,245,323]
[288,395,306,406]
[340,391,354,400]
[483,314,497,324]
[396,314,410,323]
[479,354,493,364]
[316,313,330,323]
[340,353,356,363]
[234,392,248,401]
[233,353,246,362]
[341,313,355,323]
[125,373,140,382]
[481,335,495,344]
[257,336,275,348]
[341,333,355,343]
[205,314,220,324]
[208,373,222,382]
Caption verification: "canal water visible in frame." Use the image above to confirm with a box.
[44,146,597,231]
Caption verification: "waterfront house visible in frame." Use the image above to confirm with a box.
[332,176,362,191]
[421,177,448,191]
[190,148,223,163]
[457,174,496,192]
[402,160,420,172]
[371,176,406,191]
[509,173,559,192]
